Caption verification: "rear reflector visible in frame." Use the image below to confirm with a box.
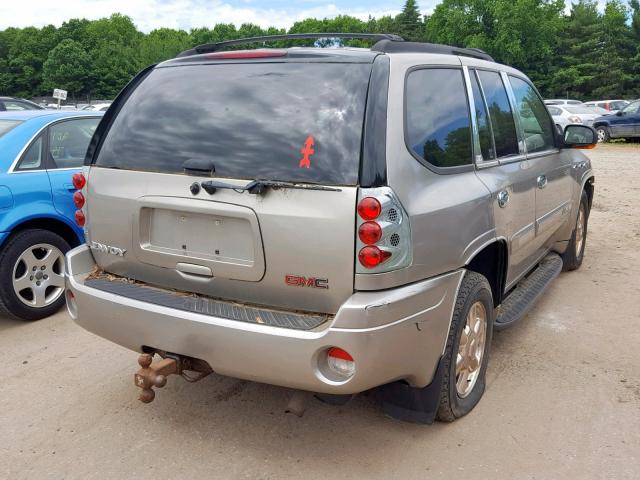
[326,347,355,378]
[206,50,287,60]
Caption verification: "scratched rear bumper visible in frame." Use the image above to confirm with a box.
[66,245,461,394]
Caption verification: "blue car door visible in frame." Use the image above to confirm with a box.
[45,117,101,228]
[611,100,640,137]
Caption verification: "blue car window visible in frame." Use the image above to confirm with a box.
[48,118,100,169]
[16,136,43,171]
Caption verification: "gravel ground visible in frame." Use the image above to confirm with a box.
[1,144,639,480]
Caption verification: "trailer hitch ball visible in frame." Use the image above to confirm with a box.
[134,353,179,403]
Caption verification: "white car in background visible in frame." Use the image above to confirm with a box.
[82,103,112,112]
[547,104,610,130]
[584,99,629,114]
[544,99,583,106]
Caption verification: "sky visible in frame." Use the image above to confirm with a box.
[0,0,612,33]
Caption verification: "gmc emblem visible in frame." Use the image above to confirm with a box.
[285,275,329,289]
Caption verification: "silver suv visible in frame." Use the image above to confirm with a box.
[65,34,596,423]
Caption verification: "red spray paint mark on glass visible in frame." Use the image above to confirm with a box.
[299,136,315,169]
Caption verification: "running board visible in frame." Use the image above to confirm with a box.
[494,253,563,330]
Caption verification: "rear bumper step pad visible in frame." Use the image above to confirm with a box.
[494,253,563,330]
[84,278,329,331]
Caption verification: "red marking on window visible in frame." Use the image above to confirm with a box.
[299,135,315,169]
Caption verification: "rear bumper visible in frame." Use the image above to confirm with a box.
[66,245,462,395]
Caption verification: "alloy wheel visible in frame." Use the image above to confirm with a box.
[12,243,65,308]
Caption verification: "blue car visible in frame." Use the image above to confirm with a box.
[593,99,640,143]
[0,110,102,320]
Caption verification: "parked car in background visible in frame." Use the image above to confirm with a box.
[547,104,609,130]
[0,110,102,320]
[593,99,640,142]
[82,103,111,112]
[544,99,583,106]
[584,99,629,113]
[0,97,45,111]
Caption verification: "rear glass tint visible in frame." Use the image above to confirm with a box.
[95,63,372,185]
[0,120,22,138]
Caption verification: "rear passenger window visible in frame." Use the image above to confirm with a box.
[476,70,519,158]
[405,68,472,168]
[509,76,555,153]
[469,72,495,160]
[16,136,43,171]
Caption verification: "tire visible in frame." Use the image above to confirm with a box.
[596,126,609,143]
[436,271,494,422]
[561,190,589,272]
[0,229,70,321]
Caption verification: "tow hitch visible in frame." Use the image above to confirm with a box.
[134,352,212,403]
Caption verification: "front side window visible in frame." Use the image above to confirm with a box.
[509,76,555,154]
[16,136,43,171]
[48,118,100,169]
[621,101,640,115]
[476,70,519,158]
[405,68,472,168]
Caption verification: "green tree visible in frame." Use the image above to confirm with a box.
[42,39,91,99]
[397,0,424,41]
[139,28,191,66]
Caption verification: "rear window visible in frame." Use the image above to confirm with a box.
[0,120,22,138]
[95,63,372,185]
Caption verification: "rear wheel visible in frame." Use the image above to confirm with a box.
[596,126,609,143]
[436,271,494,422]
[562,191,589,272]
[0,229,70,321]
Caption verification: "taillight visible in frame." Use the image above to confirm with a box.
[73,191,85,208]
[72,171,87,228]
[74,210,86,227]
[326,347,355,378]
[357,197,382,221]
[358,221,382,245]
[72,172,86,189]
[355,187,412,273]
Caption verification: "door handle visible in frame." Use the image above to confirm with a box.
[537,175,548,189]
[497,190,510,208]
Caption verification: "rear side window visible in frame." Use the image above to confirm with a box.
[509,76,555,153]
[476,70,519,158]
[469,72,495,161]
[16,136,43,170]
[547,106,562,116]
[405,68,472,168]
[95,63,372,185]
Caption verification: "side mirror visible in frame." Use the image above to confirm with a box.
[563,125,597,149]
[616,111,623,116]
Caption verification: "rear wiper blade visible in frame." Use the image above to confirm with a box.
[200,179,342,195]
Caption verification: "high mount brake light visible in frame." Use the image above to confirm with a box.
[72,172,86,190]
[206,50,288,60]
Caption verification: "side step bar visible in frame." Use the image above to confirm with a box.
[494,253,563,330]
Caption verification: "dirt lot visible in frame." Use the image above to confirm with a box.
[1,144,639,480]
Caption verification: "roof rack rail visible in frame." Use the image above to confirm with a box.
[177,33,405,57]
[371,40,494,62]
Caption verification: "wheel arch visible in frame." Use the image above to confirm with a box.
[582,175,595,212]
[1,216,83,250]
[465,239,508,308]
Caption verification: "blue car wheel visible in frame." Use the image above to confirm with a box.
[0,228,70,320]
